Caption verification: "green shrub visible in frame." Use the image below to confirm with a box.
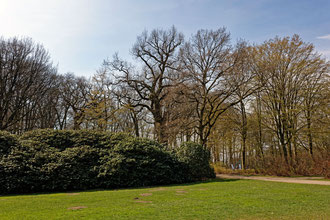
[69,130,132,149]
[0,141,102,193]
[98,138,187,188]
[50,146,100,190]
[19,129,132,150]
[19,129,74,150]
[0,140,60,193]
[175,142,215,180]
[0,131,19,157]
[0,129,214,194]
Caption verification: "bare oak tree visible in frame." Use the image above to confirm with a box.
[180,28,254,147]
[107,26,184,143]
[0,37,57,133]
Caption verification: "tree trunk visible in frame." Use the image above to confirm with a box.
[239,100,248,169]
[306,114,313,156]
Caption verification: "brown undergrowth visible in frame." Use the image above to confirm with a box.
[212,151,329,178]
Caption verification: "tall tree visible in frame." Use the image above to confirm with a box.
[180,28,254,146]
[107,26,184,143]
[0,37,57,133]
[251,35,329,165]
[301,62,329,156]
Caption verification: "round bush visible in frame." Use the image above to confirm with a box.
[0,140,60,193]
[0,131,19,157]
[98,137,187,188]
[19,129,132,150]
[19,129,75,150]
[49,146,100,191]
[175,142,215,180]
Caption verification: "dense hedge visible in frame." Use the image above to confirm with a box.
[0,129,215,194]
[175,142,216,180]
[0,131,19,157]
[19,129,132,150]
[97,138,188,188]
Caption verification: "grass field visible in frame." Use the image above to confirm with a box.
[0,179,329,220]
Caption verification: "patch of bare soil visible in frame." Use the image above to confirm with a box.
[149,188,165,192]
[190,188,207,191]
[217,174,330,185]
[176,190,187,194]
[67,206,87,210]
[67,193,80,196]
[135,200,152,203]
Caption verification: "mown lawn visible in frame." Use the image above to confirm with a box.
[0,179,329,220]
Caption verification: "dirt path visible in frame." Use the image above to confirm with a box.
[217,174,330,186]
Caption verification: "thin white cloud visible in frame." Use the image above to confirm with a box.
[320,50,330,55]
[317,34,330,40]
[318,50,330,60]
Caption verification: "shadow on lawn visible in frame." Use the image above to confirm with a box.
[0,178,242,198]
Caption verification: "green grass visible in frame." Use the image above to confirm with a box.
[0,179,329,220]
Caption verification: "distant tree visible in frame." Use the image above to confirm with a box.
[111,82,147,137]
[251,35,329,165]
[300,62,329,156]
[229,42,259,169]
[180,28,255,147]
[60,73,90,130]
[0,37,57,133]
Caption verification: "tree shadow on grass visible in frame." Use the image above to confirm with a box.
[178,178,240,186]
[0,178,241,198]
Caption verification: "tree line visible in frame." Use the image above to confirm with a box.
[0,27,329,174]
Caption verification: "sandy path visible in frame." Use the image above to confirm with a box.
[217,174,330,186]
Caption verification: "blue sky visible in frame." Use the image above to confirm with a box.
[1,0,329,77]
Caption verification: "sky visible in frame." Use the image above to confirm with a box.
[1,0,330,77]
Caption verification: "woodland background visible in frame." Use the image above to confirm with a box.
[0,27,329,176]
